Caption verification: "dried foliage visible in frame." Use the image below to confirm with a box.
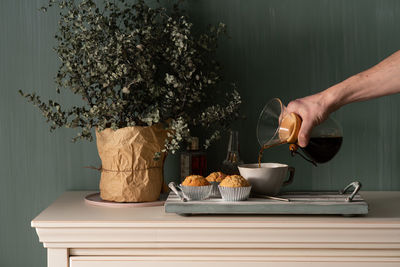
[20,0,241,155]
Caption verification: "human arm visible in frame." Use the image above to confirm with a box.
[287,50,400,147]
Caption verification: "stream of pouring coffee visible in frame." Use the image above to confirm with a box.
[258,140,287,167]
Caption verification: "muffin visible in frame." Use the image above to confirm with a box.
[206,172,226,197]
[180,175,212,200]
[218,175,252,201]
[220,175,250,187]
[182,175,210,186]
[206,172,226,183]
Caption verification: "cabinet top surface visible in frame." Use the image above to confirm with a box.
[31,191,400,228]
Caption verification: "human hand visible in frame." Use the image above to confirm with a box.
[286,93,336,147]
[287,50,400,148]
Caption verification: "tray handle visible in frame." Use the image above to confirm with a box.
[168,182,187,202]
[339,181,362,202]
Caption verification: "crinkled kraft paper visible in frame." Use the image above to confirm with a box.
[96,125,167,202]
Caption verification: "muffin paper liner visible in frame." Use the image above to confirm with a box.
[180,185,213,200]
[218,186,252,201]
[209,182,221,198]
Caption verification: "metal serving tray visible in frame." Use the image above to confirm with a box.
[164,182,368,216]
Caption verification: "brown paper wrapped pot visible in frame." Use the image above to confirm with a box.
[96,125,167,202]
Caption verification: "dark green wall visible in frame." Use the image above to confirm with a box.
[189,0,400,192]
[1,0,400,266]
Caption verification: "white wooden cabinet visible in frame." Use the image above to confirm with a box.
[32,191,400,267]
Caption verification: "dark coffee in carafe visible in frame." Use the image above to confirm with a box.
[301,136,343,163]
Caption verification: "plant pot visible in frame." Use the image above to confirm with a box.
[96,125,167,202]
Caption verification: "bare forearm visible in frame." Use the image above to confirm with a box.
[287,50,400,147]
[323,50,400,111]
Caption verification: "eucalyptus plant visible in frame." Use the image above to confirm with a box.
[20,0,241,155]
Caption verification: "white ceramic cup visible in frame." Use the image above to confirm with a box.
[238,163,295,196]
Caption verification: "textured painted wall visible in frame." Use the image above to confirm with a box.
[1,0,400,266]
[187,0,400,192]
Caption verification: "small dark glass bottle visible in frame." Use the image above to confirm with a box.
[180,137,207,181]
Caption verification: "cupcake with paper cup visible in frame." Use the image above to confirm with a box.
[218,175,251,201]
[180,175,213,200]
[206,172,226,197]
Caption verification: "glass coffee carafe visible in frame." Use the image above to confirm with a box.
[257,98,343,166]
